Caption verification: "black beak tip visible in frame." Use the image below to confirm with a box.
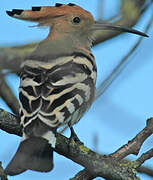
[144,34,149,38]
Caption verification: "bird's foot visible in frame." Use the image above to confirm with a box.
[69,127,83,146]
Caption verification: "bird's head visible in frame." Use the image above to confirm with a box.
[6,3,148,44]
[6,3,95,40]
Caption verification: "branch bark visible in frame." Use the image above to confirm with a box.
[0,162,7,180]
[110,118,153,160]
[0,109,152,180]
[0,72,19,114]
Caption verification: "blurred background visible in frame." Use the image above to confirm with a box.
[0,0,153,179]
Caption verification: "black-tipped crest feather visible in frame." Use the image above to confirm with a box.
[55,3,63,7]
[6,9,23,17]
[32,7,41,11]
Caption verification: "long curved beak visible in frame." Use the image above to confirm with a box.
[92,23,149,37]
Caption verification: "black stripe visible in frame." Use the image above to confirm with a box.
[48,88,85,113]
[24,117,30,124]
[21,73,34,80]
[41,85,52,97]
[19,92,31,113]
[49,84,72,95]
[73,52,97,72]
[33,75,42,84]
[47,62,90,83]
[39,113,59,127]
[75,63,91,75]
[90,52,94,58]
[46,61,73,75]
[83,77,94,87]
[31,97,41,112]
[23,112,38,124]
[71,98,80,110]
[20,109,24,117]
[39,113,56,121]
[24,66,43,75]
[35,85,42,96]
[82,77,95,99]
[41,99,51,113]
[60,106,70,120]
[21,86,37,97]
[73,52,94,67]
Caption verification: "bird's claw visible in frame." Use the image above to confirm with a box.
[69,127,83,146]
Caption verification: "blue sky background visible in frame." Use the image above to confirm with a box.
[0,0,153,179]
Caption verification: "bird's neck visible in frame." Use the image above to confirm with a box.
[29,32,92,61]
[45,29,92,50]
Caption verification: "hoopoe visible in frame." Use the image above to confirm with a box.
[5,3,148,176]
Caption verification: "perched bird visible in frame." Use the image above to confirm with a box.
[5,3,148,176]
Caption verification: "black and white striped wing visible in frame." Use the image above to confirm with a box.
[19,54,96,137]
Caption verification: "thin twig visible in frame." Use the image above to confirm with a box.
[109,118,153,160]
[0,162,7,180]
[137,166,153,177]
[0,72,19,114]
[135,148,153,167]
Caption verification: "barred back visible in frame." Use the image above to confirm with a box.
[19,52,97,142]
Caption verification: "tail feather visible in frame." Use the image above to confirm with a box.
[5,137,53,176]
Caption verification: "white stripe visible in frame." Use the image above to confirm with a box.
[21,56,73,69]
[23,114,38,127]
[42,131,56,148]
[91,71,97,83]
[43,83,84,101]
[38,114,59,127]
[52,73,87,86]
[76,83,91,101]
[75,94,84,105]
[51,95,82,116]
[73,56,93,72]
[20,78,41,87]
[56,111,65,123]
[19,87,39,100]
[66,102,75,114]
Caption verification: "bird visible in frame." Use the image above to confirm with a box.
[5,2,148,176]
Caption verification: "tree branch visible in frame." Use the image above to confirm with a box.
[138,166,153,177]
[70,169,95,180]
[135,148,153,167]
[0,109,152,179]
[0,162,7,180]
[0,73,19,114]
[109,118,153,160]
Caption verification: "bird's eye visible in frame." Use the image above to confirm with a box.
[73,17,81,24]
